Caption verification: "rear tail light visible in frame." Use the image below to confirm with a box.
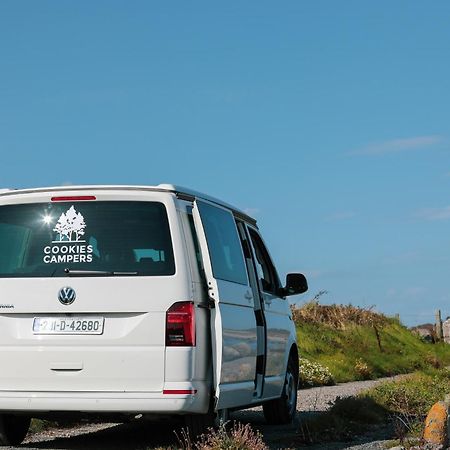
[163,389,197,395]
[166,301,195,347]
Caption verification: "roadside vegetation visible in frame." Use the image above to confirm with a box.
[293,297,450,383]
[366,368,450,442]
[296,367,450,446]
[175,422,268,450]
[293,295,450,445]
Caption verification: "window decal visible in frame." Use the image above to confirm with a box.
[53,206,86,242]
[43,206,93,264]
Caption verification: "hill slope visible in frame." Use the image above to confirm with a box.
[293,302,450,383]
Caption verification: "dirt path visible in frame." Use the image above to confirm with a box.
[10,377,399,450]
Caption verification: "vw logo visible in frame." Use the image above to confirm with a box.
[58,287,76,305]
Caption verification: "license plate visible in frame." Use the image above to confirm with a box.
[33,317,104,335]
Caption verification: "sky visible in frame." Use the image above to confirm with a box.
[1,1,450,325]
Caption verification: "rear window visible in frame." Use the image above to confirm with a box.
[0,201,175,277]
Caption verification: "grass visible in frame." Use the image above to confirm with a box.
[29,418,54,434]
[294,301,450,382]
[296,367,450,445]
[365,368,450,439]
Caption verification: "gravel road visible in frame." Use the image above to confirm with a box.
[9,377,400,450]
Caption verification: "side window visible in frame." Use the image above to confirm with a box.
[248,228,281,295]
[197,202,248,285]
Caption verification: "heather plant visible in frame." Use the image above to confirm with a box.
[177,422,268,450]
[197,422,267,450]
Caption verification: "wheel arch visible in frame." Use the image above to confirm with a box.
[288,344,299,383]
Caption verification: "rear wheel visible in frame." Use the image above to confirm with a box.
[263,357,298,425]
[0,414,31,446]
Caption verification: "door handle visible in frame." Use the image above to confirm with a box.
[244,291,253,302]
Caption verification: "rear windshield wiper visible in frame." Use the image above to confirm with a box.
[64,269,138,277]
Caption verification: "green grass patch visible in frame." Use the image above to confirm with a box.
[366,369,450,416]
[295,303,450,383]
[364,368,450,437]
[296,368,450,445]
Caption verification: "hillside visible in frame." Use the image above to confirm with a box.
[293,301,450,383]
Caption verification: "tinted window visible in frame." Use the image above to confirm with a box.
[248,228,281,294]
[0,201,175,277]
[198,202,248,285]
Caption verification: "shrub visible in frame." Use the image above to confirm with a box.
[196,422,267,450]
[296,368,450,444]
[354,358,372,379]
[291,300,389,330]
[364,368,450,439]
[299,357,334,387]
[365,369,450,418]
[178,422,268,450]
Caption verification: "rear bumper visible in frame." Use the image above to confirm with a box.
[0,382,210,415]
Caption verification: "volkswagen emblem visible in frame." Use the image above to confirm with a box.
[58,287,76,305]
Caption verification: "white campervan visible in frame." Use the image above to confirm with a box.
[0,184,307,445]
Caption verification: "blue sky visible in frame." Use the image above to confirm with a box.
[1,1,450,325]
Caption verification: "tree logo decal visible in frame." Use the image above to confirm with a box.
[53,206,87,242]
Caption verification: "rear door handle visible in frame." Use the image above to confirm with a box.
[244,291,253,301]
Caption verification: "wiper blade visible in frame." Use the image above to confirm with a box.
[64,269,138,277]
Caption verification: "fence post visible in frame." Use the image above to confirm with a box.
[436,310,443,340]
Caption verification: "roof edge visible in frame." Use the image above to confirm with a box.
[0,184,257,225]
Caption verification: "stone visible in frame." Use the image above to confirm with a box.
[423,401,448,446]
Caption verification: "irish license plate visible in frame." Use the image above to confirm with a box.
[33,317,104,335]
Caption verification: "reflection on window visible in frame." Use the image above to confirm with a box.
[198,202,248,285]
[249,228,280,294]
[0,201,175,277]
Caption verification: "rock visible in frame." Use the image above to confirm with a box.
[423,401,448,447]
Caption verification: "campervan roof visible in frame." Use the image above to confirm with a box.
[0,184,257,225]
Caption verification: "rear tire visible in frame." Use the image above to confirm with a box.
[0,414,31,446]
[263,357,298,425]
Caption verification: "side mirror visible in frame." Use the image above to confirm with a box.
[282,273,308,296]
